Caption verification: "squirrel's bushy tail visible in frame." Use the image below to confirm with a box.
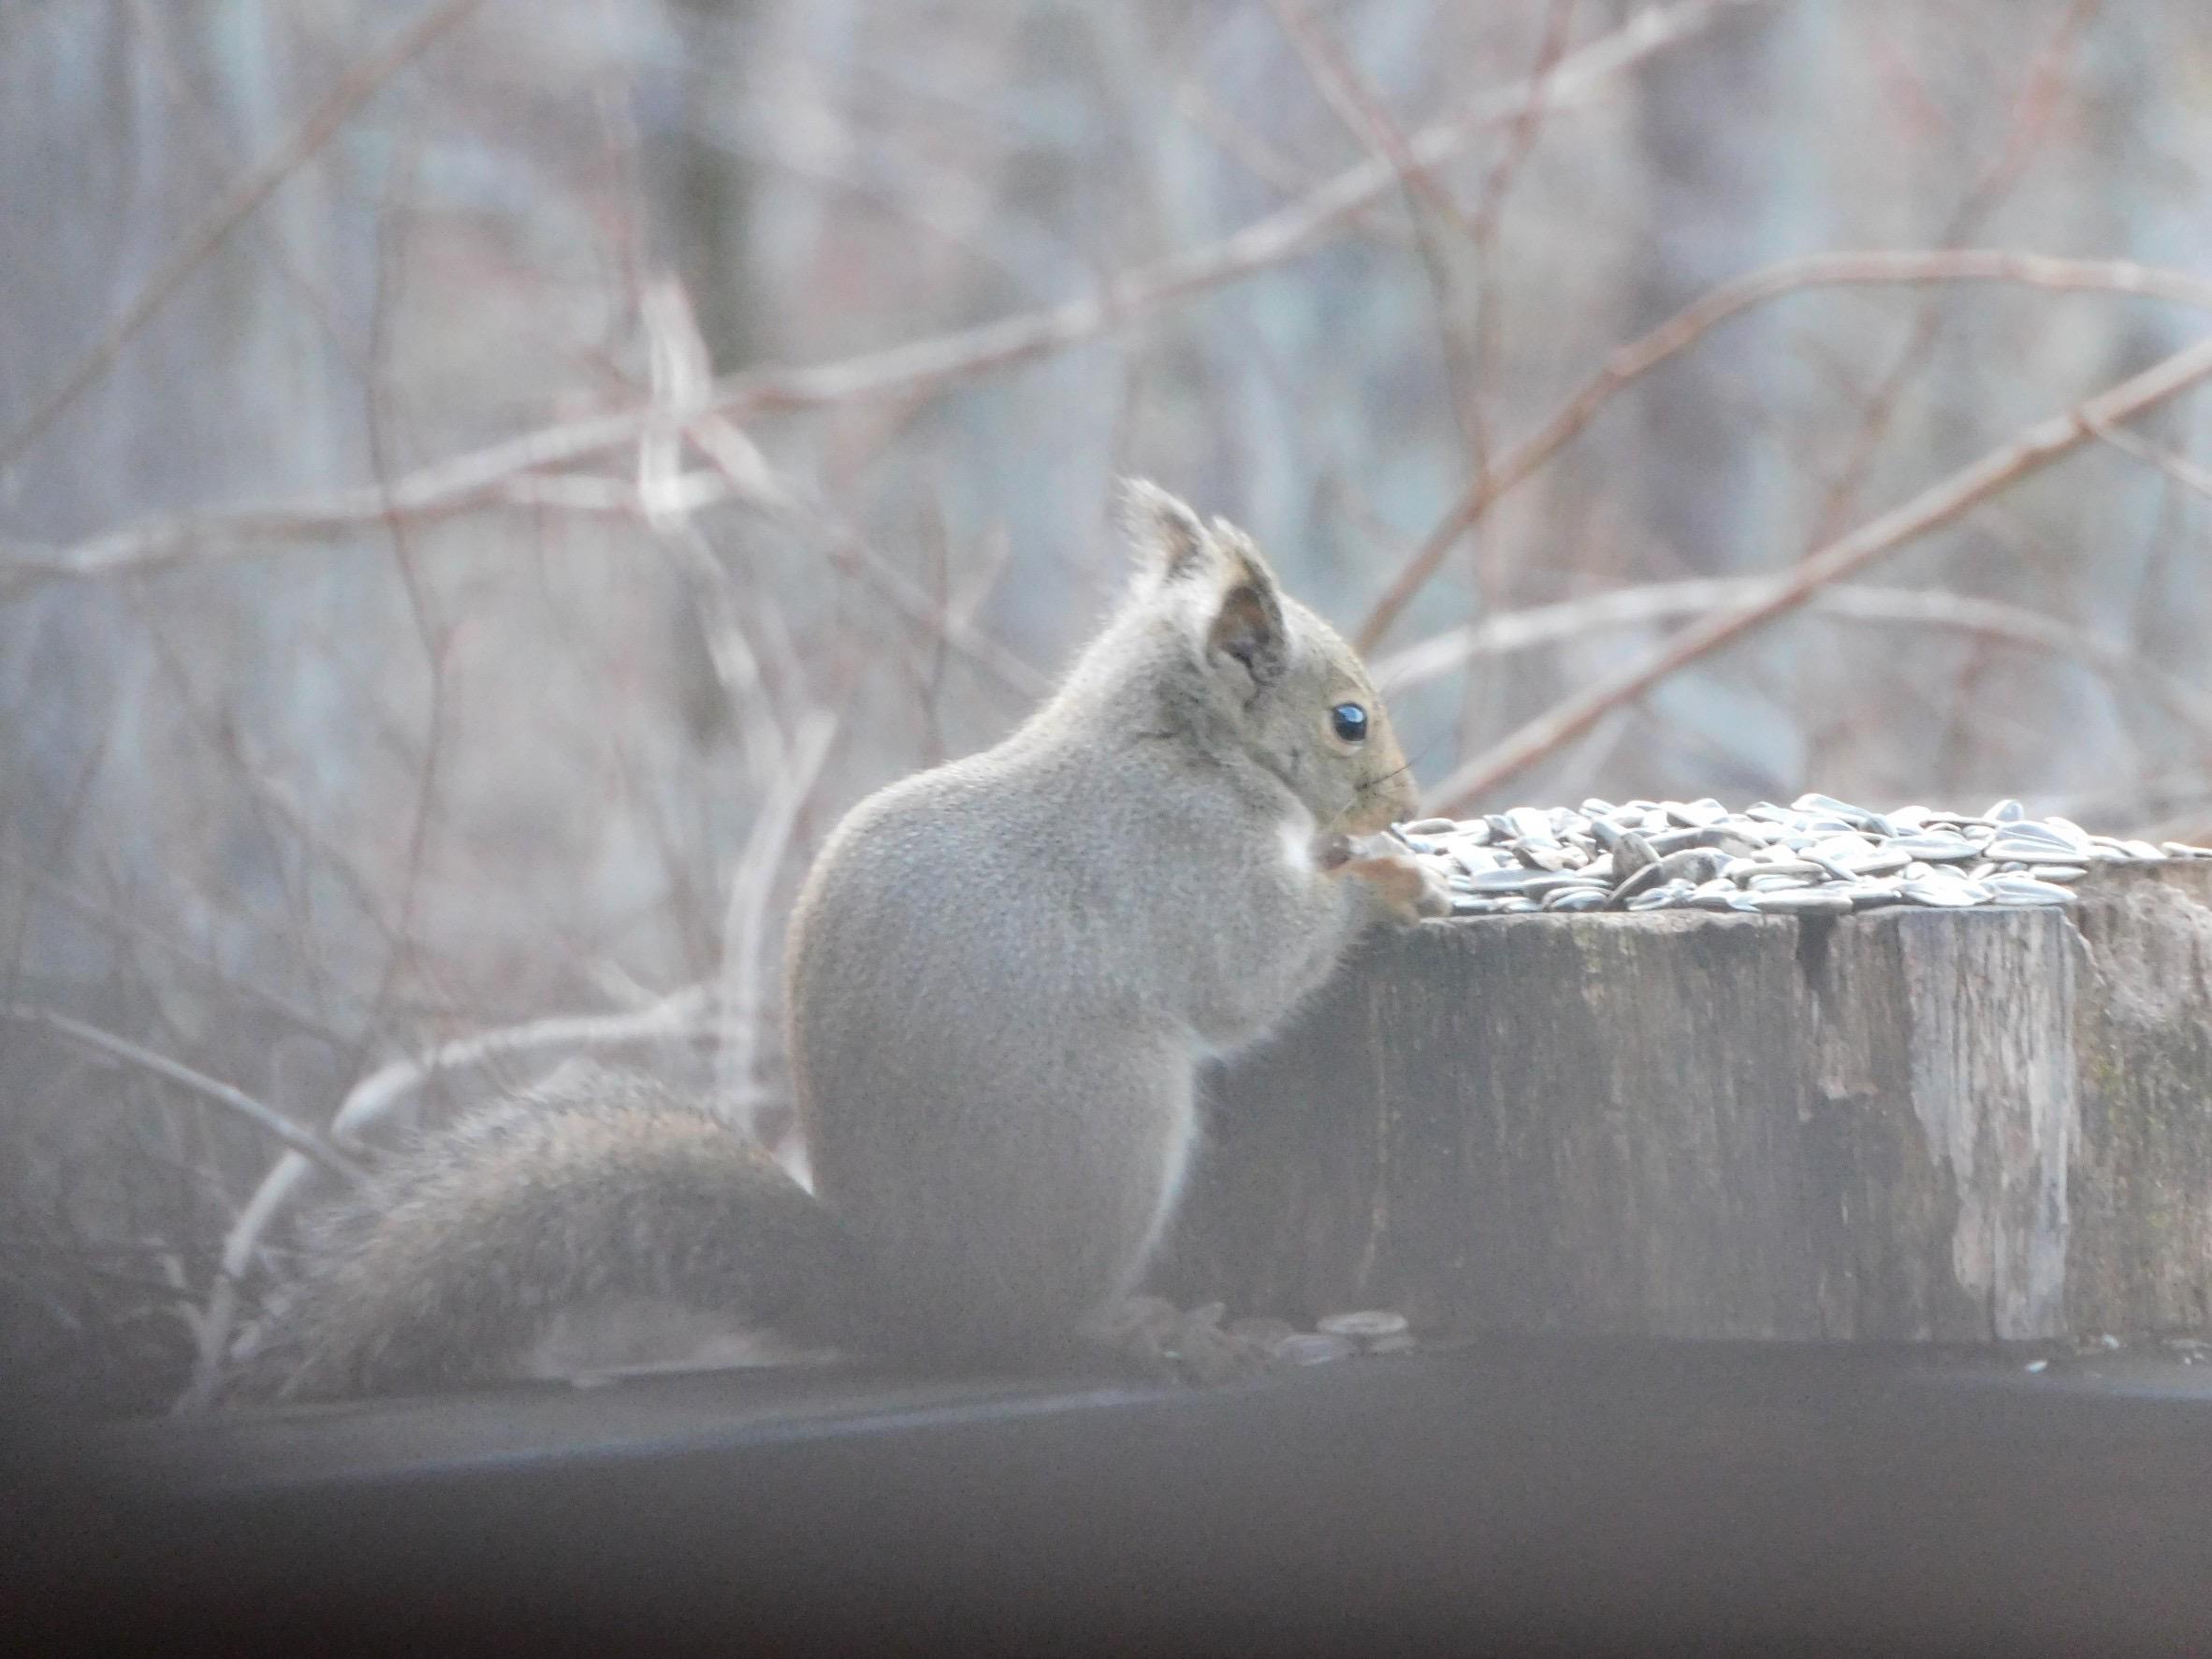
[237,1066,860,1404]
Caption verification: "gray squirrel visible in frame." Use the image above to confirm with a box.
[247,481,1448,1401]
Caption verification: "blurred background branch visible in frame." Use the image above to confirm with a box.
[4,0,2209,1413]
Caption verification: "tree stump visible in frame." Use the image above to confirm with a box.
[1165,863,2212,1342]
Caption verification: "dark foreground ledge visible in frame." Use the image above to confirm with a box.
[1169,860,2212,1343]
[17,1343,2212,1656]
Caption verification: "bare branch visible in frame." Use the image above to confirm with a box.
[1424,332,2212,814]
[1797,0,2099,551]
[174,982,720,1412]
[0,0,492,475]
[1355,251,2212,652]
[8,0,1758,587]
[715,714,839,1123]
[0,851,335,1036]
[4,1004,365,1181]
[1267,0,1490,460]
[1375,577,2212,742]
[333,985,719,1140]
[1267,0,1479,235]
[677,400,1054,705]
[2084,416,2212,504]
[176,1159,314,1416]
[639,277,720,533]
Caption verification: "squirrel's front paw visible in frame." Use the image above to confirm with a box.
[1316,833,1452,924]
[1098,1296,1275,1386]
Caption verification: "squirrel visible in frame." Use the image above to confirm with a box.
[243,481,1448,1402]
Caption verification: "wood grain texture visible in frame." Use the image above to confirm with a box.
[1160,863,2212,1342]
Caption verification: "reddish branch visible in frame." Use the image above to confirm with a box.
[7,0,1756,584]
[1423,332,2212,815]
[1797,0,2100,552]
[1352,250,2212,653]
[1375,577,2212,745]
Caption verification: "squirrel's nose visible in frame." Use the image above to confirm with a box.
[1385,768,1420,819]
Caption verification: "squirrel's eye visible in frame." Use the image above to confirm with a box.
[1330,702,1369,743]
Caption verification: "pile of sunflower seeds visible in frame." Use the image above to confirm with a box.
[1391,793,2212,920]
[1116,1296,1419,1370]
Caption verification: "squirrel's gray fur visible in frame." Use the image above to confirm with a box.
[243,481,1444,1401]
[240,1064,858,1400]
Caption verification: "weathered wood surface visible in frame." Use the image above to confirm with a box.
[1164,863,2212,1342]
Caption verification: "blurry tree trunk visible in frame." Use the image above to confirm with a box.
[1597,0,1808,800]
[647,0,758,371]
[0,1,366,1012]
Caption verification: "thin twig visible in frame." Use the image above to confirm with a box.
[122,0,372,383]
[1452,0,1580,756]
[1267,0,1488,457]
[1175,75,1382,217]
[1375,576,2212,741]
[715,715,839,1122]
[634,274,801,786]
[4,1004,365,1181]
[334,984,719,1139]
[677,387,1054,705]
[0,852,337,1036]
[1797,0,2098,551]
[175,982,720,1413]
[8,0,1756,588]
[1267,0,1478,232]
[2084,415,2212,504]
[1422,333,2212,814]
[0,0,491,474]
[177,1159,317,1416]
[1354,250,2212,652]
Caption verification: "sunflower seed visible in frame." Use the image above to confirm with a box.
[1891,834,1980,863]
[1317,1310,1410,1342]
[1397,797,2206,925]
[1544,886,1610,912]
[2042,816,2095,852]
[1467,866,1545,892]
[1841,881,1907,909]
[1742,889,1855,915]
[1902,879,1990,907]
[1654,848,1730,885]
[1612,830,1659,880]
[1522,873,1606,899]
[1667,797,1731,829]
[1506,807,1557,844]
[1984,878,2076,907]
[1516,841,1579,872]
[1277,1333,1359,1365]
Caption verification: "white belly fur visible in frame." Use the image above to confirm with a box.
[1276,804,1319,875]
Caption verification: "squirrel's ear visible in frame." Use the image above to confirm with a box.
[1199,521,1288,691]
[1119,480,1288,691]
[1116,478,1209,583]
